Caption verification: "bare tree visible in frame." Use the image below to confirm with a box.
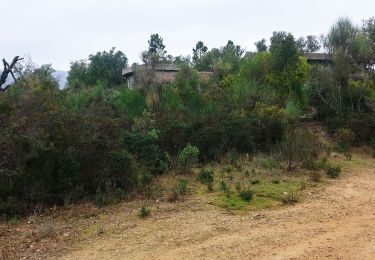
[0,56,23,92]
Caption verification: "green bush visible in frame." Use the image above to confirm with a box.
[334,128,355,152]
[178,179,188,194]
[239,190,253,202]
[325,165,341,178]
[138,205,151,218]
[197,168,214,192]
[178,144,199,174]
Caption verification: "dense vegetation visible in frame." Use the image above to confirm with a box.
[1,17,374,217]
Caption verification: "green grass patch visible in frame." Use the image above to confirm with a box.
[213,177,306,211]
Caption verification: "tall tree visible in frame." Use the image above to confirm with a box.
[255,39,268,52]
[67,47,128,88]
[142,33,168,65]
[192,41,208,63]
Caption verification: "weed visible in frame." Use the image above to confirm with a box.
[251,179,260,185]
[167,188,180,202]
[197,169,214,186]
[219,179,231,197]
[325,165,341,178]
[309,171,322,182]
[141,172,154,186]
[239,190,253,202]
[96,224,105,236]
[95,188,106,207]
[38,222,57,238]
[253,154,282,170]
[178,179,188,194]
[272,179,280,184]
[344,152,352,161]
[138,205,151,218]
[115,187,125,200]
[282,190,301,204]
[228,149,239,167]
[222,165,233,173]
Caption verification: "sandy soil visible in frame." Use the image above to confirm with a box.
[57,157,375,260]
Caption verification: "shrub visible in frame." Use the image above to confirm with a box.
[167,189,180,202]
[281,127,321,171]
[282,190,301,204]
[138,205,151,218]
[325,165,341,178]
[239,190,253,202]
[178,179,188,194]
[334,128,355,152]
[168,179,188,202]
[197,169,213,184]
[178,144,199,174]
[309,171,322,182]
[252,153,282,170]
[219,179,231,197]
[95,188,106,207]
[38,222,57,238]
[251,179,261,185]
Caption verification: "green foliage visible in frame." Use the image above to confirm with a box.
[112,88,146,118]
[68,47,128,88]
[141,34,168,64]
[325,165,342,178]
[334,128,355,152]
[197,168,214,191]
[2,17,374,218]
[255,39,268,52]
[138,205,151,218]
[219,179,231,197]
[168,179,188,202]
[281,128,321,171]
[239,190,253,202]
[178,179,188,194]
[178,144,199,174]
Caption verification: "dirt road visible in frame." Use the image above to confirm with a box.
[61,157,375,260]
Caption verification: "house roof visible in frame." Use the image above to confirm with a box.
[122,64,181,77]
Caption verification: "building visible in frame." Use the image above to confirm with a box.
[122,64,212,88]
[304,53,333,65]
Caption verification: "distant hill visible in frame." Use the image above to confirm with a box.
[1,70,68,89]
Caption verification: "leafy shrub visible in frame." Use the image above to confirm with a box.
[281,128,321,171]
[219,179,231,197]
[282,190,301,204]
[239,190,253,202]
[197,169,214,192]
[253,102,286,151]
[95,188,106,207]
[325,165,341,178]
[138,205,151,218]
[167,189,180,202]
[334,128,355,152]
[178,144,199,174]
[178,179,188,194]
[168,179,188,202]
[252,153,282,170]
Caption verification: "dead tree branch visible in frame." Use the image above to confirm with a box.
[0,56,23,92]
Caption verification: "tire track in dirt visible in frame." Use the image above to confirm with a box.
[61,161,375,260]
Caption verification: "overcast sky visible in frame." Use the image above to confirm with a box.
[1,0,374,71]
